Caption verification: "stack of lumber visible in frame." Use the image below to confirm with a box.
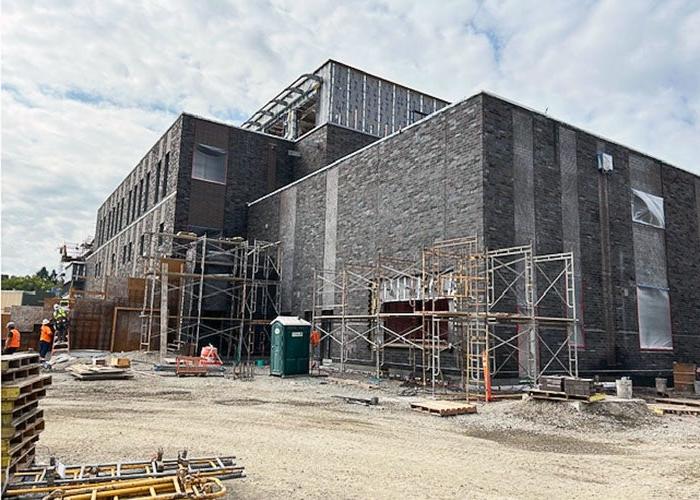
[1,353,52,478]
[66,364,133,381]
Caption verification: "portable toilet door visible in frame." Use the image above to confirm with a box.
[270,321,285,375]
[269,316,311,376]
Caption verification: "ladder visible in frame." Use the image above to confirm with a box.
[465,252,490,401]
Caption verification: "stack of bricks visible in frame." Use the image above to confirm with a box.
[1,353,52,481]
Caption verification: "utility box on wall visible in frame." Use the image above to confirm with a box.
[270,316,311,377]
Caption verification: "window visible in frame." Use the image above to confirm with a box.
[193,144,226,184]
[111,253,116,271]
[139,234,145,256]
[632,189,664,228]
[154,161,161,204]
[144,173,150,211]
[637,286,672,350]
[162,152,169,198]
[138,179,144,215]
[127,242,133,262]
[127,190,132,224]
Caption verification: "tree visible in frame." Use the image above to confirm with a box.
[1,268,60,292]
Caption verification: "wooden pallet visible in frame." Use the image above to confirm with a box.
[1,408,44,437]
[654,397,700,408]
[410,400,477,417]
[649,403,700,416]
[67,365,133,381]
[1,353,40,372]
[1,365,41,383]
[1,417,45,453]
[1,375,52,401]
[0,387,47,414]
[1,399,39,425]
[528,389,606,403]
[1,433,39,467]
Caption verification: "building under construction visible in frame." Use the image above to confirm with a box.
[84,59,700,383]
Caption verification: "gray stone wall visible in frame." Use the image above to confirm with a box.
[249,95,484,365]
[293,124,378,180]
[480,94,700,374]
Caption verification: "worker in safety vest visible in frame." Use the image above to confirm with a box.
[52,304,69,342]
[3,322,21,355]
[39,319,53,361]
[310,329,321,369]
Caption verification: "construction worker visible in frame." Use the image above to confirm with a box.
[3,322,21,355]
[39,319,53,362]
[52,304,68,343]
[310,329,321,370]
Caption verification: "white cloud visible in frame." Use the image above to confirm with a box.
[1,0,698,275]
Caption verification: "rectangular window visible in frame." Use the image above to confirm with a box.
[139,234,145,256]
[128,242,133,262]
[158,222,165,245]
[192,144,226,184]
[111,253,116,271]
[637,286,672,350]
[162,152,169,198]
[154,161,161,204]
[144,173,150,211]
[127,190,132,224]
[119,199,124,230]
[138,179,144,215]
[632,189,664,228]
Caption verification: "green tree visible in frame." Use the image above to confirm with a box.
[1,268,59,292]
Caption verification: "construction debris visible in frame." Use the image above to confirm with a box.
[410,400,477,417]
[1,353,51,479]
[333,395,380,406]
[4,450,244,498]
[66,364,133,381]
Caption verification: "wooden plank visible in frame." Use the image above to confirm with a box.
[410,400,477,417]
[655,397,700,408]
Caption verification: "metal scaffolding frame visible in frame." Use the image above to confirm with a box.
[311,236,579,398]
[139,232,282,363]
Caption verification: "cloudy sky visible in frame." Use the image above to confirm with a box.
[1,0,699,276]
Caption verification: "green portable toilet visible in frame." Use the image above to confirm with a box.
[270,316,311,376]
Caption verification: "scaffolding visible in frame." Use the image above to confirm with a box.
[139,232,282,364]
[311,236,579,398]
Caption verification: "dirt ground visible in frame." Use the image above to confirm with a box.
[37,356,700,499]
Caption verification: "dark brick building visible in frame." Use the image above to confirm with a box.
[86,61,699,375]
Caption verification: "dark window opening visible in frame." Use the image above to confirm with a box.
[144,172,150,211]
[154,161,161,204]
[162,152,170,198]
[192,144,226,184]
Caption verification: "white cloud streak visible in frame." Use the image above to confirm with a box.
[1,0,698,275]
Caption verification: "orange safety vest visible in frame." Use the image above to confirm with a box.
[310,330,321,347]
[40,325,53,343]
[6,328,21,349]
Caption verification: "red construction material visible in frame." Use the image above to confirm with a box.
[175,356,207,377]
[200,345,223,366]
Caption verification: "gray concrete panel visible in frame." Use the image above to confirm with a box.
[279,187,297,313]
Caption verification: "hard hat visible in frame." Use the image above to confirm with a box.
[6,322,15,328]
[42,319,50,325]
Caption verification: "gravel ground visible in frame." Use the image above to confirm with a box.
[36,356,700,499]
